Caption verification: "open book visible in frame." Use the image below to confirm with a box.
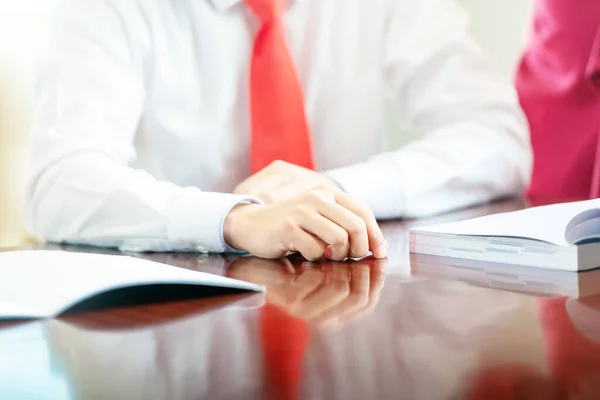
[0,250,264,320]
[409,199,600,271]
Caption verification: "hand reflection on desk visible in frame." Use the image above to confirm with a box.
[226,257,385,400]
[225,256,387,330]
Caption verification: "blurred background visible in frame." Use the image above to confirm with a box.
[0,0,534,247]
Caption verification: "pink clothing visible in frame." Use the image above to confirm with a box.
[516,0,600,201]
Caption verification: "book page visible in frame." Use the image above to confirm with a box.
[0,251,264,319]
[413,199,600,246]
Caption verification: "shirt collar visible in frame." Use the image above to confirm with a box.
[208,0,304,13]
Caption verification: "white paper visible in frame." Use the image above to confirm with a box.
[0,250,264,319]
[0,301,43,319]
[413,199,600,246]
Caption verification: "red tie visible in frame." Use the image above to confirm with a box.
[245,2,311,398]
[246,0,314,173]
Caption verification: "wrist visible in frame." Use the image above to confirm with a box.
[223,204,261,251]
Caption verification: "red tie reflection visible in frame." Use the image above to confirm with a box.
[468,297,600,399]
[260,303,309,400]
[538,297,600,395]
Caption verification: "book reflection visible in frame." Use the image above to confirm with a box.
[410,253,600,298]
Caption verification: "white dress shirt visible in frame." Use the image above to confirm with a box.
[23,0,532,253]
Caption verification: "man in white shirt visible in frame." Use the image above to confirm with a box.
[23,0,532,261]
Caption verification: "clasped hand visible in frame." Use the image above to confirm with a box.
[225,161,387,261]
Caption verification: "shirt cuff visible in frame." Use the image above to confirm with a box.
[165,188,263,253]
[325,161,405,220]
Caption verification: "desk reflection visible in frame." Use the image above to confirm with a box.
[468,295,600,400]
[47,299,265,400]
[41,273,549,399]
[410,253,600,298]
[7,234,600,399]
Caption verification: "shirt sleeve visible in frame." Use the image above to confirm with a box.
[327,0,532,220]
[23,0,260,253]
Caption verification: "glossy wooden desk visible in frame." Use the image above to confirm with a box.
[2,199,600,400]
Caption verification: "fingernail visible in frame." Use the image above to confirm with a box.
[375,244,388,259]
[323,246,332,259]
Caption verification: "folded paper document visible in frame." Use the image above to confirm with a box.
[0,250,263,319]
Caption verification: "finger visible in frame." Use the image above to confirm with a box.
[309,199,370,259]
[334,192,387,259]
[286,225,327,261]
[295,207,350,261]
[290,262,350,321]
[337,258,387,326]
[313,262,370,328]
